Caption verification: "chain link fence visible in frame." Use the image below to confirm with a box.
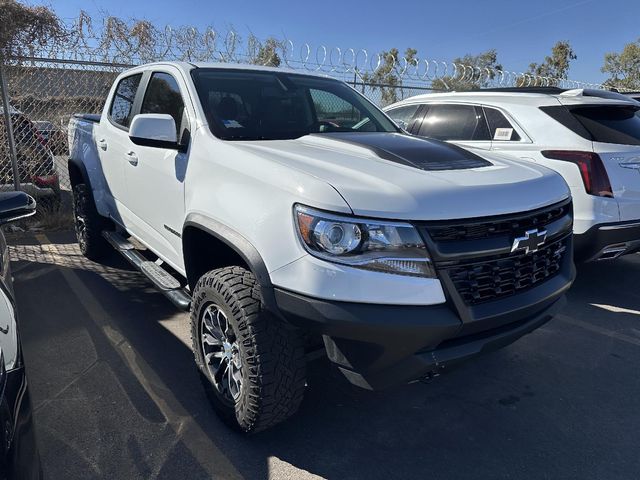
[1,58,124,202]
[0,55,437,201]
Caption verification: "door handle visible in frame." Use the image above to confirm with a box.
[97,138,108,151]
[125,151,139,166]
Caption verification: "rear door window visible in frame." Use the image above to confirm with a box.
[571,105,640,145]
[483,107,521,141]
[109,73,143,128]
[417,104,490,141]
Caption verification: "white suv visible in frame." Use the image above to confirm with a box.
[386,88,640,262]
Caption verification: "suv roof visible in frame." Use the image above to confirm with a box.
[393,87,640,108]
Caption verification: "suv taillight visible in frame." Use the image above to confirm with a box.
[541,150,613,198]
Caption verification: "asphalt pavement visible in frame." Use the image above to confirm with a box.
[9,230,640,479]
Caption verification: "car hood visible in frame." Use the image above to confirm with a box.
[233,132,570,220]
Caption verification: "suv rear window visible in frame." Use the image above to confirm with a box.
[571,105,640,145]
[484,107,521,141]
[541,104,640,145]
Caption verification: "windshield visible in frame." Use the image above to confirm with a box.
[191,68,399,140]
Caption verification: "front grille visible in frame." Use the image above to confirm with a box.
[427,201,571,242]
[444,237,568,305]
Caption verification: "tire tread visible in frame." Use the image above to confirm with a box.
[190,266,306,433]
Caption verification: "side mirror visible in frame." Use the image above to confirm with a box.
[0,191,36,225]
[129,114,179,150]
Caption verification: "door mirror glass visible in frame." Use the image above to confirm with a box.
[0,191,36,225]
[129,114,179,149]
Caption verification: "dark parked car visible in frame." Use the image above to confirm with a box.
[32,121,67,156]
[0,190,41,480]
[0,108,61,205]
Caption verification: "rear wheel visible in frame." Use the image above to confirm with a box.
[72,183,111,261]
[191,266,306,433]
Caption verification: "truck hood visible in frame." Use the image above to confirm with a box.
[233,132,569,220]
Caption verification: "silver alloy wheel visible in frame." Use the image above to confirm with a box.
[200,303,243,403]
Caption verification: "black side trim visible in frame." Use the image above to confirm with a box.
[310,132,492,171]
[129,136,181,151]
[574,220,640,262]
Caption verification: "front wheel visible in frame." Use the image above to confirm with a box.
[190,266,306,433]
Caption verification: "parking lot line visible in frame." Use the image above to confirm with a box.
[35,233,244,480]
[590,303,640,316]
[556,312,640,348]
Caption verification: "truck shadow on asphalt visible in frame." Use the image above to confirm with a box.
[9,231,640,480]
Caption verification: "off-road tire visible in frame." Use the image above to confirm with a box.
[72,183,111,261]
[191,266,306,433]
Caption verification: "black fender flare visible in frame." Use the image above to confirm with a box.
[67,157,92,190]
[182,213,280,315]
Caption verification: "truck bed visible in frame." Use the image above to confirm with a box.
[73,113,101,123]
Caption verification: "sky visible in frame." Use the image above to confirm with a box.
[43,0,640,84]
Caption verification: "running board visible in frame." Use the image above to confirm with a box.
[102,231,191,311]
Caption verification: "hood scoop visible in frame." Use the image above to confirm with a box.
[309,132,492,171]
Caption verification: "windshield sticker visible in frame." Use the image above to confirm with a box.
[494,128,513,141]
[223,120,243,128]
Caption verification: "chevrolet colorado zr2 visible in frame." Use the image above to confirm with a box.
[68,62,575,432]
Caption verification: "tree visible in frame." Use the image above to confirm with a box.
[431,49,502,91]
[601,39,640,90]
[0,0,66,59]
[361,47,418,105]
[251,37,282,67]
[527,41,576,85]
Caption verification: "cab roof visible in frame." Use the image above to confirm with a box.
[122,60,334,80]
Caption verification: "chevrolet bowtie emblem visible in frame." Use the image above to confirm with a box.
[511,228,547,254]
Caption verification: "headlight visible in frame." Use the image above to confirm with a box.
[294,205,435,278]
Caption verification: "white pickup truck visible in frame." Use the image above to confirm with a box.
[68,61,575,433]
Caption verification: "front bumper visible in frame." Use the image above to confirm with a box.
[275,269,571,390]
[273,199,574,390]
[574,220,640,262]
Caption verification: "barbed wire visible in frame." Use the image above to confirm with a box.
[8,13,623,91]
